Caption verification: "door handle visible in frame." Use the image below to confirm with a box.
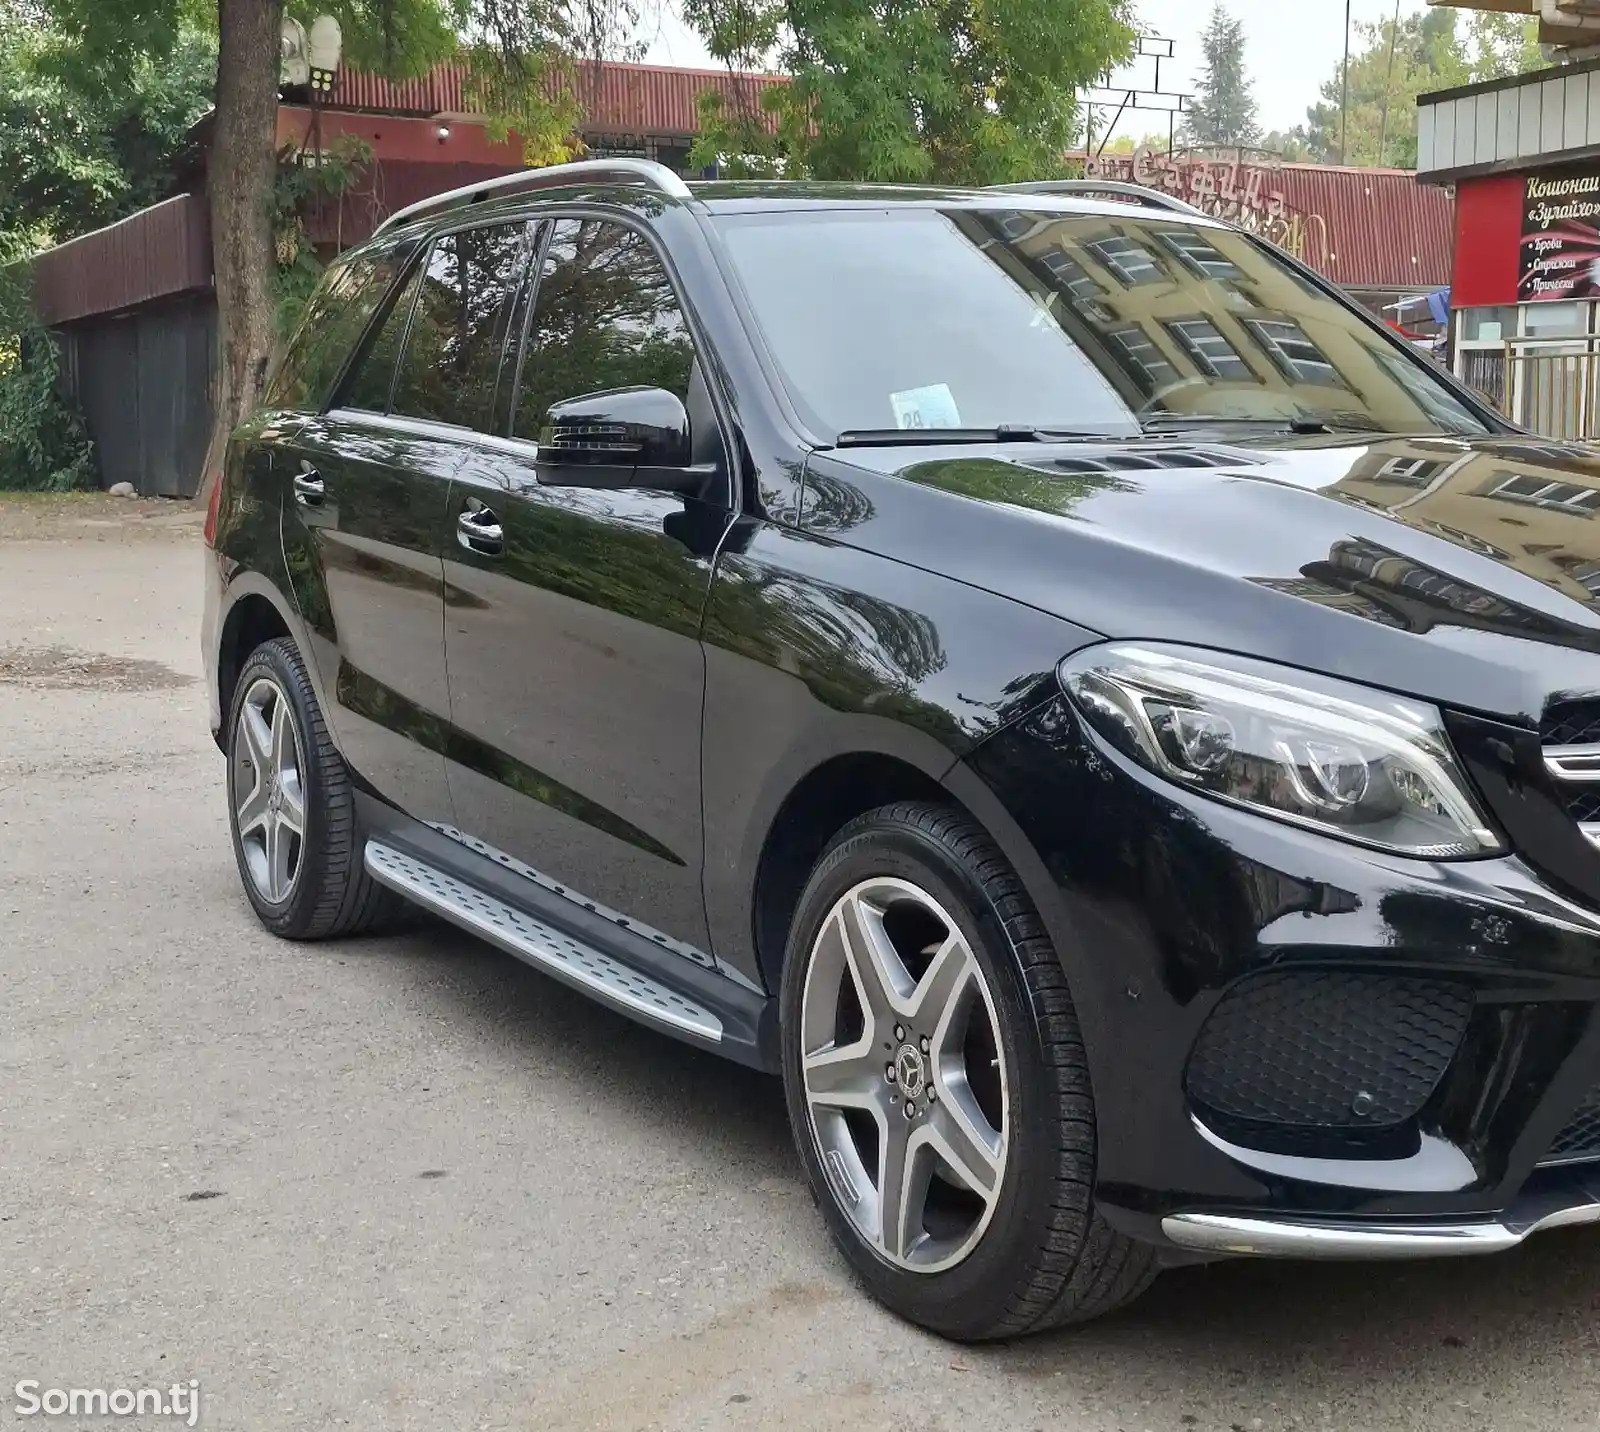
[457,505,504,556]
[293,470,325,506]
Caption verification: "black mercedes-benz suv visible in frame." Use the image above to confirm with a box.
[204,159,1600,1340]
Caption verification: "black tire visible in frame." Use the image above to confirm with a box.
[225,636,402,940]
[779,801,1157,1341]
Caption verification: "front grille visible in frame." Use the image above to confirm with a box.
[1542,701,1600,749]
[1541,1083,1600,1166]
[1565,788,1600,824]
[1541,700,1600,841]
[1186,971,1473,1130]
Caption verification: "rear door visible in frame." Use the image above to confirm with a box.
[281,219,537,822]
[441,214,733,950]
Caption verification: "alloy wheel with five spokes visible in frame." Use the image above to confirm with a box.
[231,676,306,906]
[800,876,1010,1274]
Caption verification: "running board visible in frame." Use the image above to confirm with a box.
[363,841,723,1044]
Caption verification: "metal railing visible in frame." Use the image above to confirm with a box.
[1465,341,1600,442]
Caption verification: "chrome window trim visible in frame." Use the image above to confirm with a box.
[327,406,539,460]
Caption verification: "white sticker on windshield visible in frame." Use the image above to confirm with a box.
[890,384,962,430]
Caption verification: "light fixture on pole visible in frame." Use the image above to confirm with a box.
[280,17,310,88]
[280,16,345,178]
[307,15,342,96]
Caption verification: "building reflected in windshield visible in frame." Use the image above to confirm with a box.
[955,209,1467,436]
[712,203,1489,438]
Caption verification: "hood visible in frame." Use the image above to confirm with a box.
[811,433,1600,727]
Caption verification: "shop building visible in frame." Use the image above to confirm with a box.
[1417,1,1600,436]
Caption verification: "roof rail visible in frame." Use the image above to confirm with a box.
[373,158,694,237]
[986,179,1207,218]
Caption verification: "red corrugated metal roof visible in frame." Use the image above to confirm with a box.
[328,57,784,136]
[571,61,781,135]
[1270,164,1454,292]
[329,65,463,115]
[1083,152,1453,291]
[31,194,210,327]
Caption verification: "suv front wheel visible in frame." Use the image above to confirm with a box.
[226,636,399,939]
[780,802,1157,1340]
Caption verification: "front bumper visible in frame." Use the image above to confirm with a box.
[1164,1163,1600,1258]
[965,693,1600,1255]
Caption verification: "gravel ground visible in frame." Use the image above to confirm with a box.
[4,494,1600,1431]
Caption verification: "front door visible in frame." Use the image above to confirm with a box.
[442,215,732,951]
[281,218,537,823]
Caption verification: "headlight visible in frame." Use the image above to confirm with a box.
[1059,643,1502,858]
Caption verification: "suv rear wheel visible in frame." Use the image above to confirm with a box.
[780,802,1157,1340]
[226,637,400,939]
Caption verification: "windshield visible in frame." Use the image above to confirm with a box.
[712,207,1487,440]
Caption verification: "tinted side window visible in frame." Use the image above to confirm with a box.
[267,244,401,410]
[341,261,423,413]
[391,222,533,431]
[511,219,695,441]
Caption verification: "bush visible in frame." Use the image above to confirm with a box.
[0,239,94,491]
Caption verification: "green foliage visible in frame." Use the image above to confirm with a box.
[305,0,459,75]
[1185,4,1260,151]
[1291,7,1539,170]
[1467,11,1542,84]
[27,0,617,197]
[0,11,215,242]
[0,236,93,491]
[271,132,373,337]
[464,48,581,167]
[1259,127,1314,163]
[685,0,1138,185]
[1098,130,1177,157]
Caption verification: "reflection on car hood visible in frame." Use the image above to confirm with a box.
[822,433,1600,725]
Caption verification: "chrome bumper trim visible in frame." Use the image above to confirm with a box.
[1162,1194,1600,1259]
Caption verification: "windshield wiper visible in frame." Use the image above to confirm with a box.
[1140,413,1384,436]
[834,424,1122,448]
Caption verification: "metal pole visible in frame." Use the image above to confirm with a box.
[1340,0,1352,164]
[1377,0,1402,167]
[1098,92,1132,157]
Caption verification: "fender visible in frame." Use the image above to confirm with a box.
[205,473,338,764]
[698,507,1099,989]
[216,570,325,703]
[940,745,1123,1123]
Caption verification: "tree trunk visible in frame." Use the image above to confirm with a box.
[194,0,284,505]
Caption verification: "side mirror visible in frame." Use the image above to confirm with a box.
[540,386,692,473]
